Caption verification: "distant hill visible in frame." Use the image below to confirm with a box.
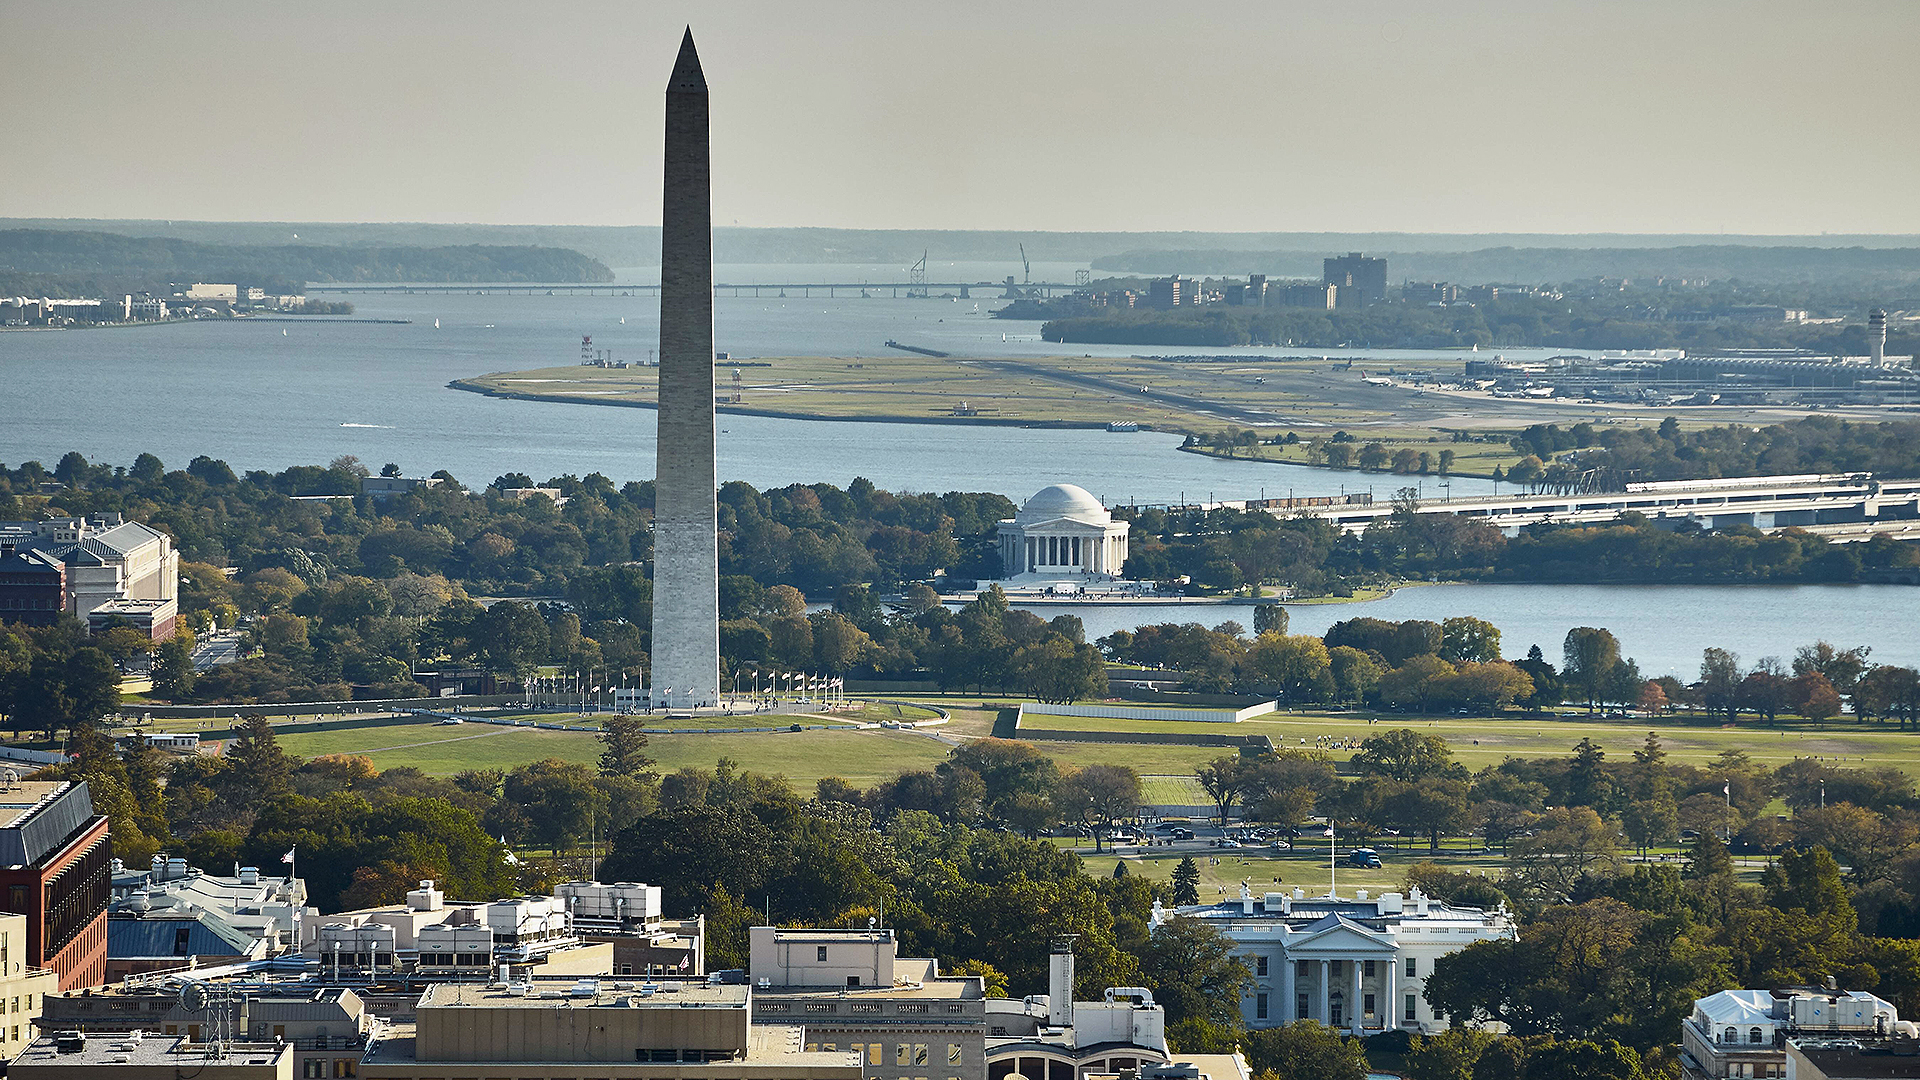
[0,229,614,296]
[1090,245,1920,286]
[7,219,1920,271]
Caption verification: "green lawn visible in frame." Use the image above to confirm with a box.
[1026,741,1229,774]
[1079,842,1772,897]
[274,716,951,785]
[1018,710,1920,775]
[1140,775,1210,807]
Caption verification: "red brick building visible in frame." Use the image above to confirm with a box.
[0,781,111,990]
[0,548,66,628]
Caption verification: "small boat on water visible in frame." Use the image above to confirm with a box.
[434,318,440,329]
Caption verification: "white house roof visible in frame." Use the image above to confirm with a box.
[1017,484,1109,527]
[1696,990,1778,1026]
[1283,913,1398,954]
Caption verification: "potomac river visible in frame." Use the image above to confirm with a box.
[3,265,1913,669]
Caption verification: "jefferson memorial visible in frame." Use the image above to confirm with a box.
[996,484,1131,581]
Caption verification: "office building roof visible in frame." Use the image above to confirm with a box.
[421,980,749,1010]
[0,781,97,868]
[11,1034,288,1070]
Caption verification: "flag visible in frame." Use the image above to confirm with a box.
[281,847,295,865]
[1322,826,1335,838]
[678,955,690,970]
[1723,781,1731,796]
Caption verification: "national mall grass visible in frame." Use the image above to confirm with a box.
[272,714,955,785]
[267,705,1920,796]
[1026,709,1920,775]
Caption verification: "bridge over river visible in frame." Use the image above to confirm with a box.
[304,280,1078,298]
[1168,472,1920,542]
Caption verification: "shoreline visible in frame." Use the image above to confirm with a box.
[447,377,1125,430]
[1176,443,1503,481]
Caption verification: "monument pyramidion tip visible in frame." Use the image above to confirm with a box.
[669,27,706,93]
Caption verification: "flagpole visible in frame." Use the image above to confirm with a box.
[1724,777,1732,846]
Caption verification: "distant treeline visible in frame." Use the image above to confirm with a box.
[1511,415,1920,483]
[1092,245,1920,285]
[9,219,1920,272]
[0,229,614,297]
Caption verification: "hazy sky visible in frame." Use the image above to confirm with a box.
[6,0,1918,234]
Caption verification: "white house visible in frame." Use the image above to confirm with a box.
[1155,884,1516,1036]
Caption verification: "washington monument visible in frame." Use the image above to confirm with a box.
[651,28,720,708]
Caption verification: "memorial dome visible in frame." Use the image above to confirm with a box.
[1018,483,1109,525]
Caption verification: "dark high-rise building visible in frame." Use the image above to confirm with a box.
[1148,275,1185,309]
[1324,252,1387,307]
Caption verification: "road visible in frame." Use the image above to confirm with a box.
[192,634,243,671]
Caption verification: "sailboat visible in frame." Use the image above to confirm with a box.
[619,316,626,324]
[434,318,440,329]
[282,329,288,336]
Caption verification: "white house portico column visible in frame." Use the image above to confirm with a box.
[1318,960,1330,1024]
[1384,955,1397,1031]
[1280,952,1294,1023]
[1350,959,1363,1035]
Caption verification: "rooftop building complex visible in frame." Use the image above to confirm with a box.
[749,927,987,1080]
[38,986,371,1079]
[984,939,1171,1080]
[111,855,309,957]
[358,979,862,1080]
[303,879,609,981]
[1681,987,1908,1080]
[10,1034,294,1079]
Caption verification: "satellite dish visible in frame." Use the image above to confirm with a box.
[179,981,209,1013]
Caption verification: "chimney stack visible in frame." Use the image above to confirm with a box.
[1048,937,1076,1028]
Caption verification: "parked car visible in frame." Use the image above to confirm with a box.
[1345,848,1382,868]
[1172,828,1195,840]
[1267,840,1291,850]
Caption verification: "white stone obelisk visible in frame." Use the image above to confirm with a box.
[650,28,720,708]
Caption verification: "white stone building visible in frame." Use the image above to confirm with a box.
[0,514,179,638]
[985,939,1173,1080]
[1155,885,1516,1036]
[1680,987,1902,1080]
[996,484,1130,581]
